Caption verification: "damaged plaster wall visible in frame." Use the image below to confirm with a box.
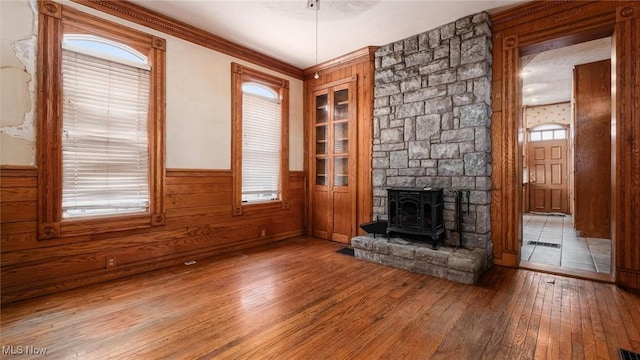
[0,0,37,165]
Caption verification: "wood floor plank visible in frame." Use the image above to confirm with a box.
[547,276,571,359]
[432,270,503,359]
[596,281,631,358]
[480,267,527,359]
[585,280,613,359]
[533,274,554,360]
[504,271,544,359]
[612,287,640,351]
[578,278,598,358]
[1,237,639,359]
[557,277,572,360]
[381,277,474,359]
[568,278,586,360]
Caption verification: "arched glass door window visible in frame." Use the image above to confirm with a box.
[529,123,567,142]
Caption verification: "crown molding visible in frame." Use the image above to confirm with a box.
[70,0,304,79]
[491,0,576,31]
[303,46,378,80]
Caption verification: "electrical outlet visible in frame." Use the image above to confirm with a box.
[260,228,266,237]
[106,256,116,268]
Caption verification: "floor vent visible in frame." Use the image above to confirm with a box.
[527,241,561,249]
[336,248,355,257]
[619,348,640,360]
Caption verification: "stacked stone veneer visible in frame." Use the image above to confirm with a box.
[371,12,493,256]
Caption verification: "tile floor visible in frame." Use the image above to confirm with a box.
[520,213,612,274]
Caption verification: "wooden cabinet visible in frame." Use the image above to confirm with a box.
[311,79,357,242]
[304,46,377,243]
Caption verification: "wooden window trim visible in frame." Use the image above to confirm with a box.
[37,1,166,240]
[231,63,290,216]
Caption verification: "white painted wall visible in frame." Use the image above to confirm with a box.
[0,0,304,171]
[0,0,37,165]
[524,102,571,129]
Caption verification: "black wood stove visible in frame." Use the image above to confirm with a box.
[387,187,444,249]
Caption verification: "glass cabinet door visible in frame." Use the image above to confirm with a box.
[313,86,351,188]
[314,93,328,186]
[332,88,349,187]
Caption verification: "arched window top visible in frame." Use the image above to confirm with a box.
[63,34,149,69]
[531,123,565,131]
[243,82,279,100]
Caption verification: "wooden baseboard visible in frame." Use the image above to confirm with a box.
[1,230,305,304]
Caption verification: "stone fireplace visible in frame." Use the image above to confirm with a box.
[352,12,493,284]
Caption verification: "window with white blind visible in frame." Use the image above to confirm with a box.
[61,42,151,218]
[231,63,289,215]
[241,83,281,203]
[36,2,165,240]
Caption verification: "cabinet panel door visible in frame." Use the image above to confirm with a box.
[312,188,330,239]
[332,190,351,243]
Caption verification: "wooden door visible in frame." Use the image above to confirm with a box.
[311,80,356,243]
[573,60,611,239]
[528,136,569,214]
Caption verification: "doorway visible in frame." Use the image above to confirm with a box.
[519,37,613,278]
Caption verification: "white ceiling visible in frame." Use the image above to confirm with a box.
[128,0,525,70]
[126,0,610,106]
[522,37,612,106]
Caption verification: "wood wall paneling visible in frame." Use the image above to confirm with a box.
[614,2,640,288]
[0,168,305,304]
[491,1,640,289]
[573,60,612,239]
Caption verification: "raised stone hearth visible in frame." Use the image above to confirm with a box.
[352,235,487,284]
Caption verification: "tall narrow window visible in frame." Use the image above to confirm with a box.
[241,82,281,203]
[231,63,289,215]
[37,2,165,239]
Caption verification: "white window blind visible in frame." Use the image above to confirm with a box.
[61,49,150,218]
[241,91,281,203]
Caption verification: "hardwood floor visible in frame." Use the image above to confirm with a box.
[1,237,639,359]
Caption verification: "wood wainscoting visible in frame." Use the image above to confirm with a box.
[0,167,305,304]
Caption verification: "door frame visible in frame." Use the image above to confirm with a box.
[491,1,640,288]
